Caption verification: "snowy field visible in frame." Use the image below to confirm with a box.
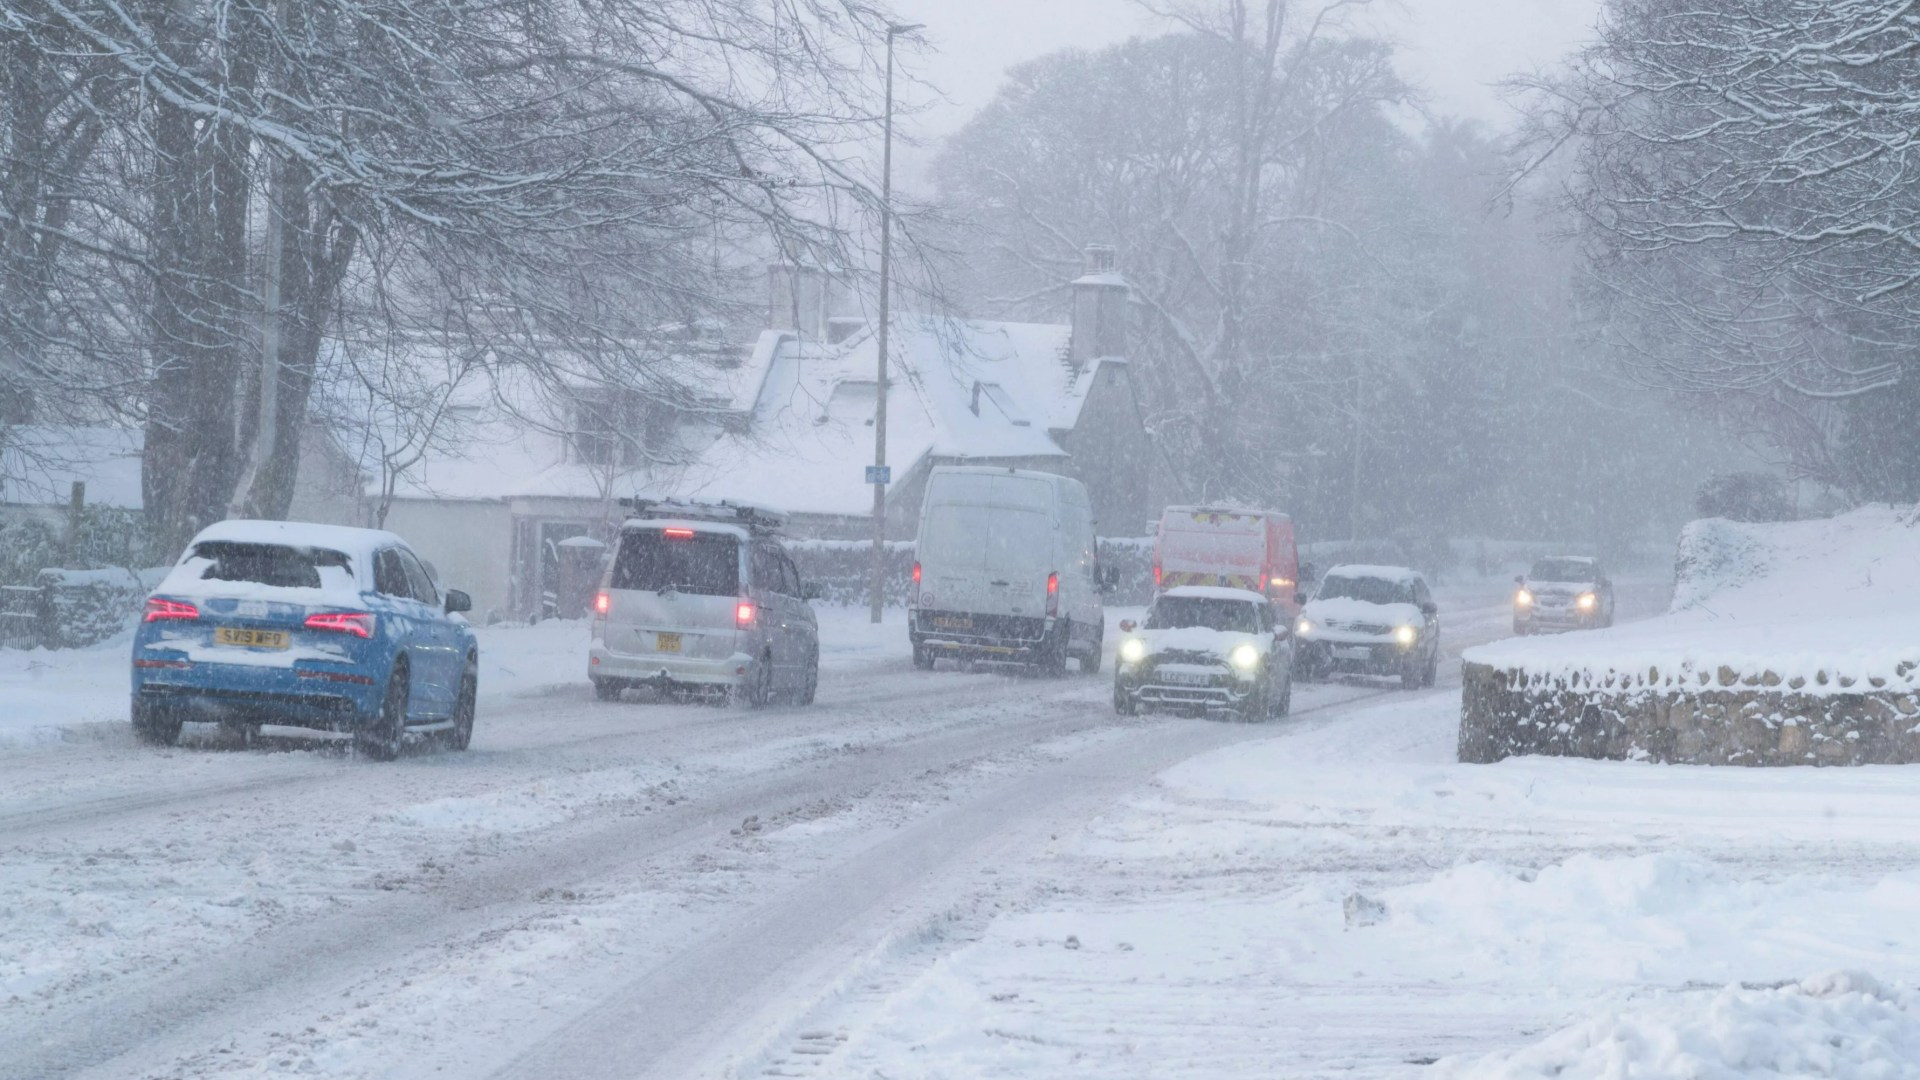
[754,690,1920,1078]
[19,574,1907,1080]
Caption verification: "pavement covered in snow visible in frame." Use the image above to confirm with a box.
[6,573,1920,1079]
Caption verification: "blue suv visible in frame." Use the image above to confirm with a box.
[131,520,478,759]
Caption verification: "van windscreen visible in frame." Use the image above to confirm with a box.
[611,530,739,595]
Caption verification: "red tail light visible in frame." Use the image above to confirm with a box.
[594,590,611,616]
[143,598,199,623]
[304,612,376,638]
[912,562,922,586]
[1153,564,1162,588]
[1046,571,1060,617]
[663,527,695,539]
[736,601,756,628]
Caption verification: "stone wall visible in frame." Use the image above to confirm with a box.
[1460,660,1920,767]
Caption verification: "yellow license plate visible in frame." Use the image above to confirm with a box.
[215,627,289,649]
[655,632,682,653]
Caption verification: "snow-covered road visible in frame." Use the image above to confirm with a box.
[1,582,1669,1079]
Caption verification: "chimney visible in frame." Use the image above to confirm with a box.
[1069,244,1128,371]
[768,260,838,340]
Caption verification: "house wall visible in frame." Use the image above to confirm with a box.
[381,499,515,620]
[1054,363,1156,536]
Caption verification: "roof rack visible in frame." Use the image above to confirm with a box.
[618,497,788,534]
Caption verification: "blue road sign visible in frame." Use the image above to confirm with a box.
[865,465,892,485]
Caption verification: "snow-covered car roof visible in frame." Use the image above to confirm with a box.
[1322,564,1423,583]
[184,520,406,566]
[1160,585,1268,604]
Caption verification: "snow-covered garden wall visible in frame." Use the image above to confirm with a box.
[1460,507,1920,766]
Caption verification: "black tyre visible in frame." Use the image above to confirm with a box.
[357,663,409,761]
[912,643,935,671]
[794,648,819,706]
[1400,656,1423,691]
[1241,680,1269,722]
[1422,649,1439,688]
[131,699,182,747]
[1080,638,1103,675]
[1035,622,1070,678]
[738,653,773,709]
[1270,672,1293,718]
[593,677,624,702]
[446,661,477,751]
[1113,684,1138,716]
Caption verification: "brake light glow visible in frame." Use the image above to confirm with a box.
[303,612,376,638]
[143,598,199,623]
[736,601,756,628]
[1046,571,1060,617]
[912,562,922,586]
[594,590,611,616]
[1153,564,1162,588]
[663,528,695,539]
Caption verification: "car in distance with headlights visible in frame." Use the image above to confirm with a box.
[1113,586,1293,720]
[1513,556,1615,635]
[1293,564,1439,689]
[131,520,478,759]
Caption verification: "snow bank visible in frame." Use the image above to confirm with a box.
[1439,972,1920,1080]
[1465,506,1920,694]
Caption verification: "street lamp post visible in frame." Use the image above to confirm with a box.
[869,22,921,625]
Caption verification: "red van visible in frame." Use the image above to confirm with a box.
[1152,506,1303,616]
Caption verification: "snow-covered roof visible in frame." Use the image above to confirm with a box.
[634,315,1111,517]
[379,313,1118,519]
[1324,564,1423,583]
[185,519,406,568]
[1161,585,1269,603]
[0,426,144,509]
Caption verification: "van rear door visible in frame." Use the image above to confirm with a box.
[919,474,1056,620]
[1157,509,1266,591]
[603,527,741,661]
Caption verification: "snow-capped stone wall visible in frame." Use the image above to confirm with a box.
[1459,661,1920,766]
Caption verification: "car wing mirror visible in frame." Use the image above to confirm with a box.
[1119,619,1137,633]
[1514,574,1526,585]
[444,589,472,615]
[1293,590,1306,606]
[802,583,823,602]
[1421,601,1438,616]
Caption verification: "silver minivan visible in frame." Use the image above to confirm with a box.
[588,502,819,706]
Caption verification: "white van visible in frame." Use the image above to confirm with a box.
[909,466,1108,674]
[588,501,818,707]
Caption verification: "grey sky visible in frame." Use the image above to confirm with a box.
[889,0,1603,144]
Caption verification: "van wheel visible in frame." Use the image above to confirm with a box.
[912,644,935,671]
[593,678,624,702]
[738,653,773,709]
[794,648,818,706]
[1080,628,1103,675]
[1035,623,1070,677]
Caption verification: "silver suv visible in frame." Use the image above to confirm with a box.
[589,501,819,706]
